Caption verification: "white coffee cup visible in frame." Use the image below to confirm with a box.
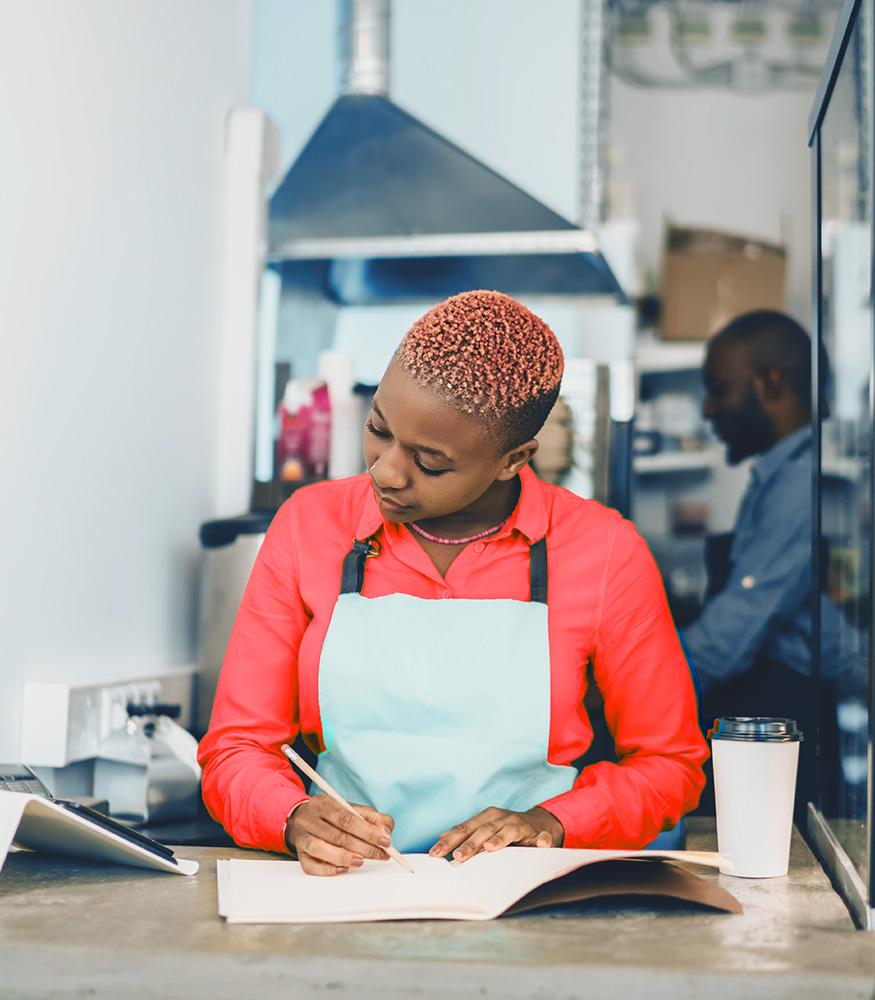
[708,717,803,878]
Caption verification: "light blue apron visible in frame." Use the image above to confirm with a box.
[314,536,577,852]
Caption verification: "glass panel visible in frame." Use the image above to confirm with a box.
[818,5,872,887]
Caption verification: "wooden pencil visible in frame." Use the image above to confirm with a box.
[280,743,415,874]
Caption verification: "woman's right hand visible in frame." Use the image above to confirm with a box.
[285,797,396,876]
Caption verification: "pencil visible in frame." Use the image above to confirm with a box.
[280,743,415,874]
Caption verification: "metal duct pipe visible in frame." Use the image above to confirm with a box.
[579,0,610,229]
[338,0,391,96]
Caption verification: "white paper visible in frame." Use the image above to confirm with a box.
[219,855,484,923]
[217,847,723,923]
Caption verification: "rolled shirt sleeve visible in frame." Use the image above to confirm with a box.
[197,502,311,854]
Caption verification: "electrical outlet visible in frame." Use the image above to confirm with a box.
[20,667,196,767]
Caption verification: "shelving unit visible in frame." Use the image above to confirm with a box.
[635,339,706,374]
[633,445,722,474]
[631,335,721,543]
[630,335,748,622]
[821,452,864,481]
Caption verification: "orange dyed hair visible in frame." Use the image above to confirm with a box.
[394,290,564,452]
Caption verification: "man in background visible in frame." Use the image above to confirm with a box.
[682,310,862,822]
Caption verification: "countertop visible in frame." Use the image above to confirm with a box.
[0,818,870,1000]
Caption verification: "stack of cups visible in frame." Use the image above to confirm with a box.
[708,717,804,878]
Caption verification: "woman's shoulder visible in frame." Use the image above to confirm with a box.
[537,478,625,527]
[535,480,647,555]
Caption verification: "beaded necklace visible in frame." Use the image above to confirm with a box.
[407,517,509,546]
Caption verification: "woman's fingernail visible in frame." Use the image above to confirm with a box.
[379,836,391,847]
[351,857,364,867]
[336,866,349,874]
[429,846,440,856]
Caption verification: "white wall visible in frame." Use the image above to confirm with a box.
[0,1,252,760]
[609,81,817,326]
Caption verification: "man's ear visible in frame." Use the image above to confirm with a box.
[755,367,784,403]
[496,439,539,480]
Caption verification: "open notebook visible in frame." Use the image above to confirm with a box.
[217,847,740,923]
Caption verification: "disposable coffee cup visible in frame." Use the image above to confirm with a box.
[707,717,803,878]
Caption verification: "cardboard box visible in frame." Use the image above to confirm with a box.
[660,225,786,341]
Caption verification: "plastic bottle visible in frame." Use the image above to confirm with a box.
[276,378,331,482]
[317,350,361,479]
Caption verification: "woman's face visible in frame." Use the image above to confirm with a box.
[364,361,517,524]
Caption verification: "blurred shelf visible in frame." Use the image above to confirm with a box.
[634,448,720,474]
[634,339,706,373]
[822,453,864,480]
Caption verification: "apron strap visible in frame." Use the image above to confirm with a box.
[339,533,548,602]
[340,537,381,594]
[529,536,547,604]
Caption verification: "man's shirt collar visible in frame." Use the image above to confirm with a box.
[751,424,812,487]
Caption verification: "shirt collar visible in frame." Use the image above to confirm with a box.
[751,424,811,486]
[509,464,550,543]
[353,463,550,544]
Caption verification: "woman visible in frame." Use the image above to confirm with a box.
[198,290,706,876]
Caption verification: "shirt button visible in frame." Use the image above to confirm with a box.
[442,588,451,598]
[473,542,485,553]
[741,575,756,589]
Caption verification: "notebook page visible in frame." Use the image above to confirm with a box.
[450,847,722,918]
[220,854,487,923]
[448,847,593,918]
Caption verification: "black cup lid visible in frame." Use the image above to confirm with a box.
[707,717,804,742]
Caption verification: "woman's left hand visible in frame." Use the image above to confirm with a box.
[428,806,564,862]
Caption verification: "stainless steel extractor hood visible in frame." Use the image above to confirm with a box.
[267,0,625,305]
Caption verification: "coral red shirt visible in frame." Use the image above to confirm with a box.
[198,465,707,854]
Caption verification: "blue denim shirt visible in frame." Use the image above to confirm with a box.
[681,426,865,698]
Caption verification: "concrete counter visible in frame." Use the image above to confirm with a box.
[0,818,869,999]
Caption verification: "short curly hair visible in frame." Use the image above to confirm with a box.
[393,290,564,453]
[715,310,818,414]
